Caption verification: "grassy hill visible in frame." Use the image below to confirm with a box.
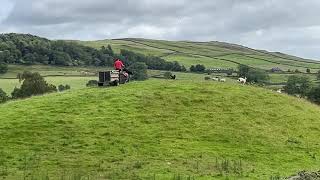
[0,79,319,179]
[75,38,320,72]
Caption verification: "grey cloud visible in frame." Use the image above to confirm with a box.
[1,0,320,59]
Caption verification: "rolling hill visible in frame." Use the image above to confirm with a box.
[0,79,319,179]
[75,38,320,72]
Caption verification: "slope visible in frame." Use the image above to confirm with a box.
[0,80,319,179]
[76,38,320,72]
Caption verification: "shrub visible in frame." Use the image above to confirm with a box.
[58,85,65,92]
[284,75,311,96]
[190,64,206,72]
[128,62,148,81]
[306,68,311,73]
[65,84,71,90]
[58,84,71,92]
[164,72,173,79]
[204,76,211,80]
[0,88,8,103]
[238,64,250,77]
[0,63,8,74]
[308,86,320,104]
[12,71,57,99]
[247,69,270,84]
[86,80,98,87]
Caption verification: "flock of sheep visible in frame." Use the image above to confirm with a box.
[210,76,247,84]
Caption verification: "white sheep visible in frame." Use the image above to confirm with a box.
[238,77,247,84]
[219,78,226,82]
[277,89,282,94]
[212,77,220,81]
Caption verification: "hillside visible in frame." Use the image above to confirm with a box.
[75,38,320,72]
[0,80,319,179]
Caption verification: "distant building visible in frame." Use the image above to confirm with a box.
[271,67,282,72]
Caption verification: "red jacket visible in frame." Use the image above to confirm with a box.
[114,59,124,70]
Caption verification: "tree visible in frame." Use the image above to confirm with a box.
[190,64,206,72]
[0,63,8,74]
[164,72,173,79]
[317,70,320,80]
[238,64,250,77]
[12,71,57,99]
[128,62,148,81]
[247,69,270,84]
[65,84,71,90]
[306,68,311,73]
[58,85,65,92]
[283,75,311,96]
[0,88,8,103]
[308,86,320,104]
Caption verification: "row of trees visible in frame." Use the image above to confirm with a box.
[119,49,186,72]
[0,33,188,73]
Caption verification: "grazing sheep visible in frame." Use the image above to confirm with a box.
[238,77,247,84]
[277,89,282,94]
[212,77,219,81]
[219,78,226,82]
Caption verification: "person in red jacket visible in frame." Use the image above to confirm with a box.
[114,58,124,71]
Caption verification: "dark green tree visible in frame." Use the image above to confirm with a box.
[284,75,311,96]
[238,64,250,77]
[0,88,8,103]
[247,69,270,84]
[317,70,320,80]
[58,85,65,92]
[0,63,8,74]
[308,85,320,104]
[306,68,311,73]
[129,62,148,81]
[12,71,57,99]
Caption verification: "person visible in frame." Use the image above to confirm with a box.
[114,58,125,71]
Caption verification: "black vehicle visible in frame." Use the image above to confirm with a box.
[98,70,129,86]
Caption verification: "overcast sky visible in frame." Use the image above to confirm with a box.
[0,0,320,60]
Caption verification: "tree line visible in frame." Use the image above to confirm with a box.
[0,33,188,73]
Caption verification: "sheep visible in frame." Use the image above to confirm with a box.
[238,77,247,84]
[212,77,219,81]
[219,78,226,82]
[277,89,282,94]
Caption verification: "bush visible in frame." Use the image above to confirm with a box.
[65,84,71,90]
[0,63,8,74]
[308,86,320,104]
[128,62,148,81]
[190,64,206,72]
[247,69,270,84]
[0,88,8,103]
[284,75,311,96]
[58,84,71,92]
[12,71,57,99]
[238,64,250,77]
[58,85,65,92]
[204,76,211,80]
[86,80,98,87]
[164,72,173,79]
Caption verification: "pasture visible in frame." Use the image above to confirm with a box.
[0,80,319,179]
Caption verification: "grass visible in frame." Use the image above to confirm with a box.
[77,38,320,72]
[0,79,320,179]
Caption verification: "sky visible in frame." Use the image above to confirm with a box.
[0,0,320,60]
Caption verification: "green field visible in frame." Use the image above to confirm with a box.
[75,38,320,73]
[0,80,319,179]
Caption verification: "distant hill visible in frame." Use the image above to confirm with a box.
[0,80,319,179]
[75,38,320,72]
